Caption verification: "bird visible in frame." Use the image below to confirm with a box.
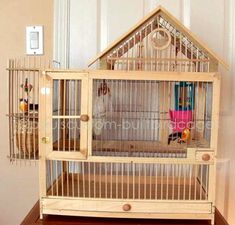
[19,98,28,112]
[168,128,191,145]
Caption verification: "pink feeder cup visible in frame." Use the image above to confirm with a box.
[169,110,193,133]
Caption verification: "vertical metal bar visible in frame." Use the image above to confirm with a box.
[189,164,192,200]
[63,80,66,152]
[82,161,85,197]
[105,163,108,199]
[16,58,21,162]
[22,58,26,162]
[172,164,175,200]
[88,162,91,198]
[127,163,130,199]
[144,163,147,199]
[200,165,203,200]
[138,163,141,199]
[68,80,71,152]
[8,60,12,160]
[66,161,69,196]
[50,160,54,196]
[166,164,169,200]
[110,162,113,198]
[73,81,77,151]
[57,81,60,152]
[55,161,59,196]
[194,164,198,200]
[77,163,80,197]
[149,164,152,199]
[161,164,163,200]
[116,163,118,199]
[178,164,181,200]
[93,162,96,198]
[121,163,124,199]
[183,164,186,200]
[205,165,209,200]
[32,57,36,160]
[99,162,102,198]
[132,163,135,199]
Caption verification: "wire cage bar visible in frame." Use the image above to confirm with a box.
[91,79,212,158]
[46,160,209,201]
[99,14,211,72]
[49,77,212,158]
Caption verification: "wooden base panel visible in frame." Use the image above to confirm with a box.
[41,198,212,219]
[22,201,229,225]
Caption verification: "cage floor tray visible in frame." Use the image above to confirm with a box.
[53,139,210,153]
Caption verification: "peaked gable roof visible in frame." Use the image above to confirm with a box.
[88,6,228,69]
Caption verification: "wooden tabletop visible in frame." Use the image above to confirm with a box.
[21,202,217,225]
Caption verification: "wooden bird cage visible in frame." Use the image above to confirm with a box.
[7,6,227,225]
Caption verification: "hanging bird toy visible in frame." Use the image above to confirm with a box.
[19,78,33,112]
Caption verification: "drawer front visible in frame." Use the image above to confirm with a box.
[42,198,212,214]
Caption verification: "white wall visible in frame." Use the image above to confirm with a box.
[0,1,53,225]
[67,0,185,69]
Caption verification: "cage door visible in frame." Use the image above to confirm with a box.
[40,73,89,160]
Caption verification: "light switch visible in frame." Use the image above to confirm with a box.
[30,31,39,49]
[26,26,43,55]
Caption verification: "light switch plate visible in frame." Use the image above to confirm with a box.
[26,26,43,55]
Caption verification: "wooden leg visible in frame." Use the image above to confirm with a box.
[211,213,215,225]
[39,202,43,220]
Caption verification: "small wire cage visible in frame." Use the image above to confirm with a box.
[8,57,53,162]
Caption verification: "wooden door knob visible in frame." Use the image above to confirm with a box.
[202,154,211,161]
[80,114,89,122]
[123,204,131,211]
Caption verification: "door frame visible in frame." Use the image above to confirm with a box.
[39,71,89,161]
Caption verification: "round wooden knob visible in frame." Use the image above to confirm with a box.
[80,114,89,122]
[123,204,131,211]
[202,154,211,161]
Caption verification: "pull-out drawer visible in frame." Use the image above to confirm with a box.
[42,198,212,215]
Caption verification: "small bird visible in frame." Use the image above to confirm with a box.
[19,98,28,112]
[168,128,191,145]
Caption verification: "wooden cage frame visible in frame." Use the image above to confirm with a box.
[7,6,227,225]
[39,70,220,225]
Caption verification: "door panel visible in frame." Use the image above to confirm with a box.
[41,73,89,160]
